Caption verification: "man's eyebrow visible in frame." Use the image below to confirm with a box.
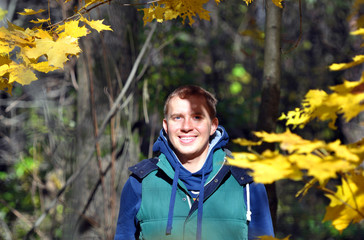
[169,113,182,118]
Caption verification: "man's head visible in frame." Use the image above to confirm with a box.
[163,85,219,163]
[164,85,217,120]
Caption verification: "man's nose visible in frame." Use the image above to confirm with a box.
[181,118,193,131]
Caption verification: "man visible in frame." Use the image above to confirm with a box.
[114,85,274,240]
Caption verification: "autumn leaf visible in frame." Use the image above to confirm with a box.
[230,150,303,184]
[81,17,112,33]
[140,0,211,26]
[272,0,284,8]
[323,172,364,232]
[0,63,37,85]
[350,28,364,36]
[24,35,81,69]
[29,18,50,24]
[232,130,361,185]
[30,62,59,73]
[243,0,253,5]
[18,9,46,16]
[329,55,364,71]
[58,20,89,38]
[279,76,364,129]
[232,138,262,146]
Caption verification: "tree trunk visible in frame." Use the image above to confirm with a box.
[256,0,282,231]
[63,3,141,239]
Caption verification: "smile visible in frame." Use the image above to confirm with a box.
[179,136,196,143]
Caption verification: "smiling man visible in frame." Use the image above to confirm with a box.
[114,85,274,240]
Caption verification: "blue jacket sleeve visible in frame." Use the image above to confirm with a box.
[247,183,274,240]
[114,176,142,240]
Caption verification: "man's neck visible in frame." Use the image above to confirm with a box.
[179,150,209,173]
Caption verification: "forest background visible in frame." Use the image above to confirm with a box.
[1,0,364,239]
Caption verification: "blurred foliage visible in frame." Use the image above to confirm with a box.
[1,0,364,239]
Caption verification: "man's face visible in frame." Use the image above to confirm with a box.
[163,95,218,163]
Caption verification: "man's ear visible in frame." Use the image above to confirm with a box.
[210,117,219,135]
[163,118,168,133]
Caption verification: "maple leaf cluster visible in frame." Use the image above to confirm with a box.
[140,0,284,26]
[230,28,364,236]
[0,3,112,94]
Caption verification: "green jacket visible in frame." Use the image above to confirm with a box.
[135,149,251,240]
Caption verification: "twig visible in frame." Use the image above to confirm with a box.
[24,22,157,238]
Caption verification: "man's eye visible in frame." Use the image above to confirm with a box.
[194,116,202,120]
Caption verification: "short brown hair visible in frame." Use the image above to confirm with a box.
[164,85,217,119]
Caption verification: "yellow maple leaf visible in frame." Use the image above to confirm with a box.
[141,0,211,26]
[329,76,364,93]
[30,62,59,73]
[232,129,361,185]
[24,35,81,69]
[0,26,33,46]
[350,28,364,36]
[233,138,262,146]
[329,55,364,71]
[10,65,37,85]
[0,63,37,85]
[29,18,50,24]
[18,8,46,16]
[0,42,13,54]
[34,29,53,40]
[58,20,89,38]
[81,17,112,33]
[323,172,364,232]
[272,0,284,8]
[230,150,303,184]
[0,54,11,66]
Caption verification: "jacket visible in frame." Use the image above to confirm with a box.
[114,126,274,240]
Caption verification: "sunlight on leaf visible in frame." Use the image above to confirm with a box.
[329,55,364,71]
[272,0,284,8]
[59,20,89,38]
[323,172,364,232]
[81,17,112,33]
[24,35,81,69]
[232,130,362,185]
[29,18,50,24]
[141,0,211,26]
[18,9,46,16]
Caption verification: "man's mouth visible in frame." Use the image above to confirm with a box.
[179,136,196,143]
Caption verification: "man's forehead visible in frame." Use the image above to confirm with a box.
[168,96,209,112]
